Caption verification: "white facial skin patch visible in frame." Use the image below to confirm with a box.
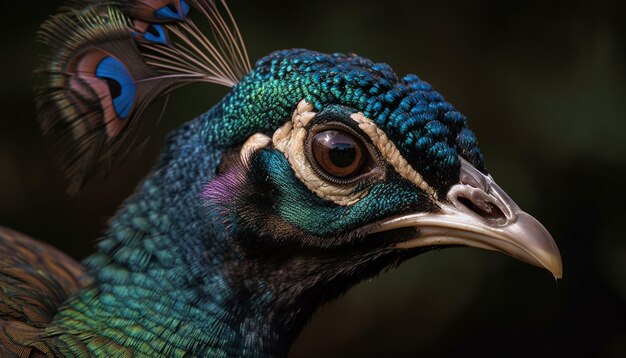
[239,99,436,206]
[272,100,370,206]
[240,133,272,160]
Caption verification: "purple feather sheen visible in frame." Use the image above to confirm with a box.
[203,158,249,209]
[202,153,262,227]
[201,152,310,242]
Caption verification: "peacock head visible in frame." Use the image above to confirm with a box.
[199,49,562,292]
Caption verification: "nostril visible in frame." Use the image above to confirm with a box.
[459,171,482,189]
[457,196,506,223]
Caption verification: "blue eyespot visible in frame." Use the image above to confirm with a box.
[181,0,191,17]
[142,24,168,45]
[96,57,137,120]
[155,0,190,21]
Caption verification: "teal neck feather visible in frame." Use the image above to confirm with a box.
[49,114,287,357]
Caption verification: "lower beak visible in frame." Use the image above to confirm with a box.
[371,158,563,279]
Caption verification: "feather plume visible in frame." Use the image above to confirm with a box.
[141,0,251,86]
[35,1,250,193]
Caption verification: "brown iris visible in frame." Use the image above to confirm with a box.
[311,130,367,179]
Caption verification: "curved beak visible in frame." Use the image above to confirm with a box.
[371,158,563,279]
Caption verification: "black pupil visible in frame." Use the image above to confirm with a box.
[102,77,122,99]
[311,129,367,179]
[329,143,356,168]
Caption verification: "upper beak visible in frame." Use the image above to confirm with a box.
[370,158,563,279]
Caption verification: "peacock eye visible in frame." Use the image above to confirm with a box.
[310,129,368,180]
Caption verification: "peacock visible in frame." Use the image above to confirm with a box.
[0,0,563,357]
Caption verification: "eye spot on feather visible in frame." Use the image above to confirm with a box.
[145,24,167,43]
[96,57,138,120]
[133,20,170,45]
[63,50,135,139]
[155,0,190,21]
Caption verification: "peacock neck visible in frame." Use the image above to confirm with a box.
[49,116,293,357]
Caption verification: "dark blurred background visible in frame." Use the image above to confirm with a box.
[1,0,625,356]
